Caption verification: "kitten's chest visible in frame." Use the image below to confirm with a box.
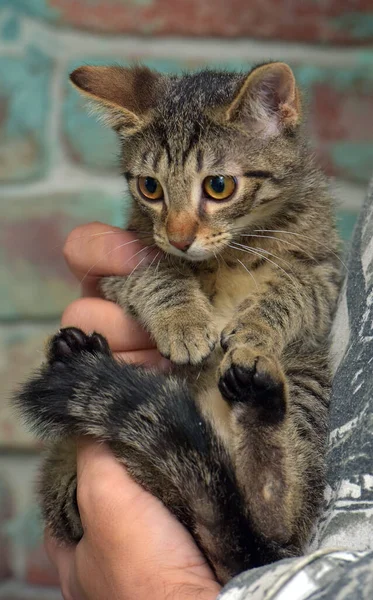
[200,263,269,333]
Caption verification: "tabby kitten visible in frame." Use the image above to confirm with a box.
[16,62,342,584]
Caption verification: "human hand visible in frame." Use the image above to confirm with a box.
[46,440,221,600]
[61,221,169,369]
[48,222,221,599]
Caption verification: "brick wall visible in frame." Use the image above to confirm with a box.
[1,1,372,596]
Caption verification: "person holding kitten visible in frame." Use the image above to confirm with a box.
[17,62,373,598]
[48,217,373,600]
[46,223,220,600]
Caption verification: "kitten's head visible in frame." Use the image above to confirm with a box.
[71,62,304,262]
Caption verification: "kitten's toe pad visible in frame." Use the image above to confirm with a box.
[218,346,287,422]
[47,327,111,366]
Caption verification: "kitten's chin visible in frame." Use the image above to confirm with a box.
[163,244,215,262]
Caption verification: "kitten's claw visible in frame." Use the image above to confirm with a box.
[47,327,111,366]
[220,322,248,352]
[218,346,287,423]
[220,328,236,352]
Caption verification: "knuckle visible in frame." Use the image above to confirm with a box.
[77,469,116,516]
[63,225,86,263]
[60,581,75,600]
[61,298,89,328]
[63,222,102,265]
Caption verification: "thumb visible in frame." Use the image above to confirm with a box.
[44,530,86,600]
[76,438,150,540]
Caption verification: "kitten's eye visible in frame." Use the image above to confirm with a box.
[138,176,164,201]
[203,175,236,200]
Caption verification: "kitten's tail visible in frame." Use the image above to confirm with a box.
[15,340,291,583]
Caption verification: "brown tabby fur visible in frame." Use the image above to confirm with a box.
[15,62,342,584]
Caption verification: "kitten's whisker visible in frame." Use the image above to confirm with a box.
[239,234,318,264]
[256,229,348,271]
[123,243,155,267]
[55,231,152,251]
[236,258,259,290]
[155,255,163,275]
[80,238,146,284]
[212,250,221,271]
[56,230,122,250]
[232,241,297,276]
[229,243,300,290]
[147,251,161,271]
[127,247,156,281]
[218,251,230,270]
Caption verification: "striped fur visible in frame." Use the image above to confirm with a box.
[15,62,342,584]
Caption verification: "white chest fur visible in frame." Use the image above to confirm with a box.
[195,262,272,446]
[211,262,271,333]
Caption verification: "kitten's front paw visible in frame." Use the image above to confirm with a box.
[47,327,111,367]
[153,314,217,365]
[218,346,287,422]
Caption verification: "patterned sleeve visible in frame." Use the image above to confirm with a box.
[218,178,373,600]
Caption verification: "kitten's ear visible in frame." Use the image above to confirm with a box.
[226,62,301,136]
[70,65,162,133]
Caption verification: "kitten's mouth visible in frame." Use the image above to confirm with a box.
[165,243,215,262]
[154,239,217,262]
[154,232,229,262]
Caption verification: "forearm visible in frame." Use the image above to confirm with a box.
[101,263,203,318]
[101,266,217,365]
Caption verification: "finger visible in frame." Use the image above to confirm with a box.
[75,442,211,577]
[76,441,150,538]
[81,276,101,299]
[44,529,73,571]
[61,298,154,353]
[115,349,171,371]
[63,222,156,282]
[44,530,81,600]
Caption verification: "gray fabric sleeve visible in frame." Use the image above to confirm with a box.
[218,178,373,599]
[218,550,373,599]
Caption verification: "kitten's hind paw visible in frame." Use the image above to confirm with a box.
[218,347,287,424]
[47,327,111,367]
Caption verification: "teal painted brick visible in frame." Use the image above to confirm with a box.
[0,582,62,599]
[0,13,21,41]
[0,46,53,182]
[0,477,12,580]
[2,0,60,22]
[63,89,118,172]
[0,190,127,319]
[4,0,373,43]
[337,210,359,244]
[63,59,123,172]
[293,64,373,91]
[331,142,373,184]
[332,13,373,41]
[0,323,59,447]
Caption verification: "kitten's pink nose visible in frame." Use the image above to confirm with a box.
[169,237,195,252]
